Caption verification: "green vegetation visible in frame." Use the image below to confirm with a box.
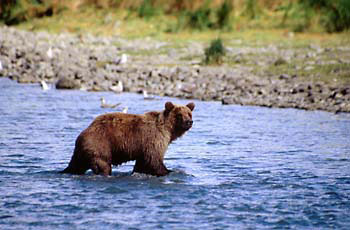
[0,0,56,25]
[204,38,226,65]
[184,0,233,31]
[216,0,233,30]
[241,0,262,20]
[187,2,213,30]
[138,0,160,20]
[324,0,350,32]
[280,0,350,32]
[1,0,349,33]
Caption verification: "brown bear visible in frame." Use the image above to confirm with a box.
[60,101,195,176]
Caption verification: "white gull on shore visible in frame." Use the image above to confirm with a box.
[115,53,128,65]
[40,80,50,91]
[47,47,53,59]
[122,106,128,113]
[110,81,123,93]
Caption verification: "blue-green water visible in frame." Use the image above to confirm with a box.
[0,78,349,229]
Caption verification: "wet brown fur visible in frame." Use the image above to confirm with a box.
[61,101,195,176]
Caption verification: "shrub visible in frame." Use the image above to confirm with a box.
[280,0,350,33]
[138,0,158,19]
[0,0,56,25]
[187,2,213,30]
[165,11,187,33]
[204,38,226,65]
[324,0,350,32]
[216,0,233,30]
[175,0,233,32]
[241,0,262,20]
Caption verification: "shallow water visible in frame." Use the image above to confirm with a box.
[0,78,349,229]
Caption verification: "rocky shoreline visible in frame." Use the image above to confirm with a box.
[1,27,349,113]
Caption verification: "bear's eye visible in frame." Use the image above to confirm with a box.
[176,114,182,120]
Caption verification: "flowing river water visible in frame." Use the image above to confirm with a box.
[0,78,349,229]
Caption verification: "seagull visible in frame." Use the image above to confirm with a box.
[122,106,128,113]
[120,54,127,64]
[100,97,121,109]
[115,53,128,64]
[143,90,155,100]
[47,47,53,59]
[110,81,123,93]
[40,80,50,91]
[0,60,3,71]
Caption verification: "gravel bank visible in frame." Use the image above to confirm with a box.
[1,27,349,113]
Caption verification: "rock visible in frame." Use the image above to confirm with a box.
[221,97,235,105]
[56,77,80,89]
[340,87,350,96]
[274,57,287,66]
[279,74,290,80]
[309,44,323,53]
[329,91,337,99]
[17,74,36,83]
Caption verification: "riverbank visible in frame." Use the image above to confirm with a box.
[0,26,349,113]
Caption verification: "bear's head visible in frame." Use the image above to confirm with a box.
[164,101,195,140]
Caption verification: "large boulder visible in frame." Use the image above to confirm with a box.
[56,76,80,89]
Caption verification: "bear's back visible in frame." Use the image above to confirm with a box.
[87,112,168,141]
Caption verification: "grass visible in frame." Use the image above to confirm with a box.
[11,5,349,45]
[10,3,348,42]
[2,0,350,33]
[123,47,170,57]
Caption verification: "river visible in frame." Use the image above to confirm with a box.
[0,78,349,229]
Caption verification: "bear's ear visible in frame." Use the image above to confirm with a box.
[165,102,175,112]
[186,102,195,111]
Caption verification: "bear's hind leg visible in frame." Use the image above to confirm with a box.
[133,157,170,177]
[60,163,88,175]
[91,159,112,176]
[60,152,89,175]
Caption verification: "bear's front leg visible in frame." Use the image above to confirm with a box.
[133,156,170,177]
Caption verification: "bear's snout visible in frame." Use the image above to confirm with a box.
[183,120,193,129]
